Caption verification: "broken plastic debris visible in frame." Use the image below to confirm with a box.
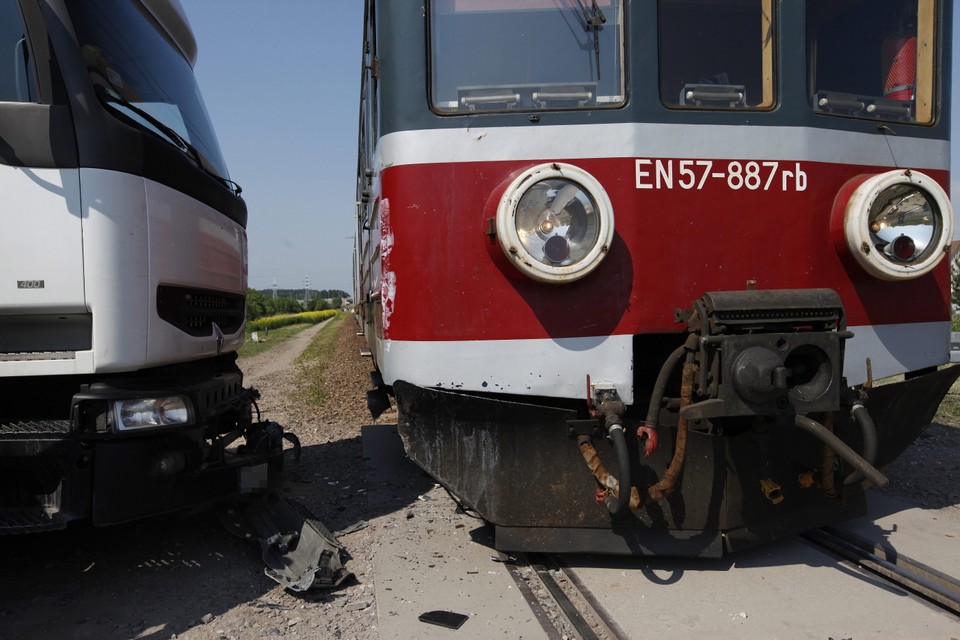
[334,520,369,537]
[418,610,469,630]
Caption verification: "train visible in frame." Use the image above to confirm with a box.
[354,0,959,556]
[0,0,287,534]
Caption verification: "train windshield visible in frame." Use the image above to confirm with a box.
[67,0,231,179]
[429,0,624,113]
[808,0,936,124]
[658,0,775,110]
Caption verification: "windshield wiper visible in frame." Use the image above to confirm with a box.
[575,0,606,80]
[94,85,242,196]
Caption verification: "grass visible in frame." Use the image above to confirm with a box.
[236,323,313,359]
[294,312,348,407]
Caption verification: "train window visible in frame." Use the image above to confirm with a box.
[658,0,775,110]
[808,0,935,124]
[0,0,36,102]
[429,0,624,113]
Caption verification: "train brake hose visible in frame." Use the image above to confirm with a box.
[843,402,879,486]
[605,424,631,515]
[795,414,888,489]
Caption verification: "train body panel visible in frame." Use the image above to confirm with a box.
[355,0,957,554]
[370,123,953,396]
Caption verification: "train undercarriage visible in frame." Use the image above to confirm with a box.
[387,290,960,557]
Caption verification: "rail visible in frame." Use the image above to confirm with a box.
[804,526,960,616]
[511,552,628,640]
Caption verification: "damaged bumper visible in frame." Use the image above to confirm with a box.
[393,362,959,557]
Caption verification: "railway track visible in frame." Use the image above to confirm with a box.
[524,553,626,640]
[803,526,960,616]
[510,525,960,640]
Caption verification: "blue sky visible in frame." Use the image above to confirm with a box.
[184,3,960,294]
[186,2,363,294]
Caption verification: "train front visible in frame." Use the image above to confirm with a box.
[356,0,958,556]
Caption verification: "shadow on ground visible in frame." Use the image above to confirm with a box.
[0,426,430,640]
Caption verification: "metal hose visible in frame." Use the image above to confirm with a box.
[605,424,631,515]
[844,402,878,486]
[795,414,888,488]
[644,345,687,427]
[646,360,695,501]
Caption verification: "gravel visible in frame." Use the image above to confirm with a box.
[227,315,396,640]
[880,420,960,515]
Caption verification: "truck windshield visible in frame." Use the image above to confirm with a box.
[808,0,935,124]
[429,0,624,113]
[67,0,231,179]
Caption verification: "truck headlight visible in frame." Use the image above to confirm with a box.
[496,163,614,283]
[114,396,193,431]
[840,169,952,280]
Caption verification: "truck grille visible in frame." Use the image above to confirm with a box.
[0,509,69,534]
[0,420,71,436]
[157,285,245,337]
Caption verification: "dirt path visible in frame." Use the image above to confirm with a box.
[240,321,328,388]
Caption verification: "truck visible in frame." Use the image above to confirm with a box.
[0,0,284,534]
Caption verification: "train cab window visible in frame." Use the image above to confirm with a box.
[429,0,624,113]
[808,0,935,124]
[658,0,775,110]
[0,0,37,102]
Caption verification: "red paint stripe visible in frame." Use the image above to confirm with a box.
[374,158,951,341]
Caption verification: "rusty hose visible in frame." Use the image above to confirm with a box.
[577,350,696,513]
[795,414,888,489]
[577,435,643,509]
[646,361,695,501]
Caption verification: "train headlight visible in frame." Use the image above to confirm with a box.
[113,396,193,431]
[841,170,952,280]
[496,163,614,283]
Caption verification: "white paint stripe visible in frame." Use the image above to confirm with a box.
[844,321,951,385]
[379,123,948,171]
[380,334,635,403]
[378,322,951,404]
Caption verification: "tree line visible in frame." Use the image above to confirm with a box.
[246,288,350,321]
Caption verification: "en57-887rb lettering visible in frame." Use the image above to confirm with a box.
[635,159,808,192]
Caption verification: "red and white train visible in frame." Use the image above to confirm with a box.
[355,0,958,556]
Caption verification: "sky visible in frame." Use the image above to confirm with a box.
[183,2,960,295]
[185,2,364,294]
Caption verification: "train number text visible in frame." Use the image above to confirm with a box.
[636,159,808,192]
